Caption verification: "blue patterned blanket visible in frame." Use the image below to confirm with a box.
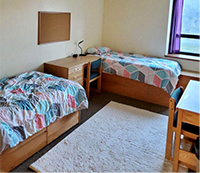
[0,71,88,154]
[99,50,181,94]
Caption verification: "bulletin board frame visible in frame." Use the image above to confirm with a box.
[38,11,71,45]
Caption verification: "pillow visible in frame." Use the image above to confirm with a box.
[86,47,111,55]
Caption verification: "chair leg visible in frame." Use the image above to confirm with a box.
[165,128,174,160]
[97,77,101,92]
[85,81,90,99]
[166,98,176,160]
[173,111,183,172]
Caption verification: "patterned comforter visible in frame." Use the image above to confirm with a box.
[0,71,88,154]
[100,50,181,94]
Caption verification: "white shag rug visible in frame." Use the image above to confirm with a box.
[30,101,188,172]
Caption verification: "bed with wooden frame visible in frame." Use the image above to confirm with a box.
[86,47,183,107]
[0,71,88,172]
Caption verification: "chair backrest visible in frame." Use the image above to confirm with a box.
[168,87,184,129]
[91,59,101,71]
[170,87,184,107]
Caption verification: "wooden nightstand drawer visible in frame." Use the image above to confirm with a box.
[69,65,83,74]
[75,78,84,86]
[68,70,83,81]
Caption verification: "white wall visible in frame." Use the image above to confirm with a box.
[0,0,104,79]
[1,0,199,79]
[102,0,199,72]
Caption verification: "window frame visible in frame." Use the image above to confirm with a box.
[168,0,200,57]
[179,34,200,56]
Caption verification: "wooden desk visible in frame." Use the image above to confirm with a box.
[173,80,200,171]
[44,56,100,86]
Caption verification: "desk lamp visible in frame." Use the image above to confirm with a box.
[78,40,86,56]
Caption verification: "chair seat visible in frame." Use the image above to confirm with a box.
[85,71,100,80]
[90,72,100,80]
[173,111,199,135]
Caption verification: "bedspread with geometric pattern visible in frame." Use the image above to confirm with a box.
[100,50,181,94]
[0,71,88,154]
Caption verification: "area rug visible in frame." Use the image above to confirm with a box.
[30,101,187,172]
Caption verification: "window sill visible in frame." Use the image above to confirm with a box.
[165,54,200,62]
[180,70,200,79]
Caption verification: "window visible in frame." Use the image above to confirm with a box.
[169,0,200,57]
[180,0,200,56]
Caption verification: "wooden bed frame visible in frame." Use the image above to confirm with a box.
[101,71,200,107]
[0,111,80,172]
[102,73,170,107]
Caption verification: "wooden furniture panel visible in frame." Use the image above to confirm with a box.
[181,130,198,140]
[102,70,200,107]
[177,80,199,114]
[179,150,197,171]
[44,63,68,79]
[0,129,46,172]
[69,65,83,74]
[182,111,199,126]
[69,76,83,85]
[177,70,200,89]
[165,86,198,161]
[173,80,200,172]
[47,111,80,144]
[38,12,70,44]
[44,56,100,87]
[68,70,83,80]
[0,111,80,172]
[102,73,170,107]
[45,56,100,68]
[69,73,83,80]
[76,78,84,85]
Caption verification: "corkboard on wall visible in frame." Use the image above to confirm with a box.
[38,12,71,45]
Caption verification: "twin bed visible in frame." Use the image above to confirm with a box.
[86,47,182,107]
[0,71,88,171]
[0,47,182,171]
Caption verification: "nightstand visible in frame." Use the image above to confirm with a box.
[44,56,100,86]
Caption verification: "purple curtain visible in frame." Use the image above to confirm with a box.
[169,0,184,54]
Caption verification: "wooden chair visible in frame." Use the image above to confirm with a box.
[84,58,102,98]
[165,87,199,160]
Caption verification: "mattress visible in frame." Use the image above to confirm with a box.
[0,71,88,154]
[100,50,181,94]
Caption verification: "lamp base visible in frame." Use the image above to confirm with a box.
[79,54,86,56]
[72,54,78,58]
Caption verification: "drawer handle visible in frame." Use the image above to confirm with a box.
[74,67,80,72]
[73,75,79,79]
